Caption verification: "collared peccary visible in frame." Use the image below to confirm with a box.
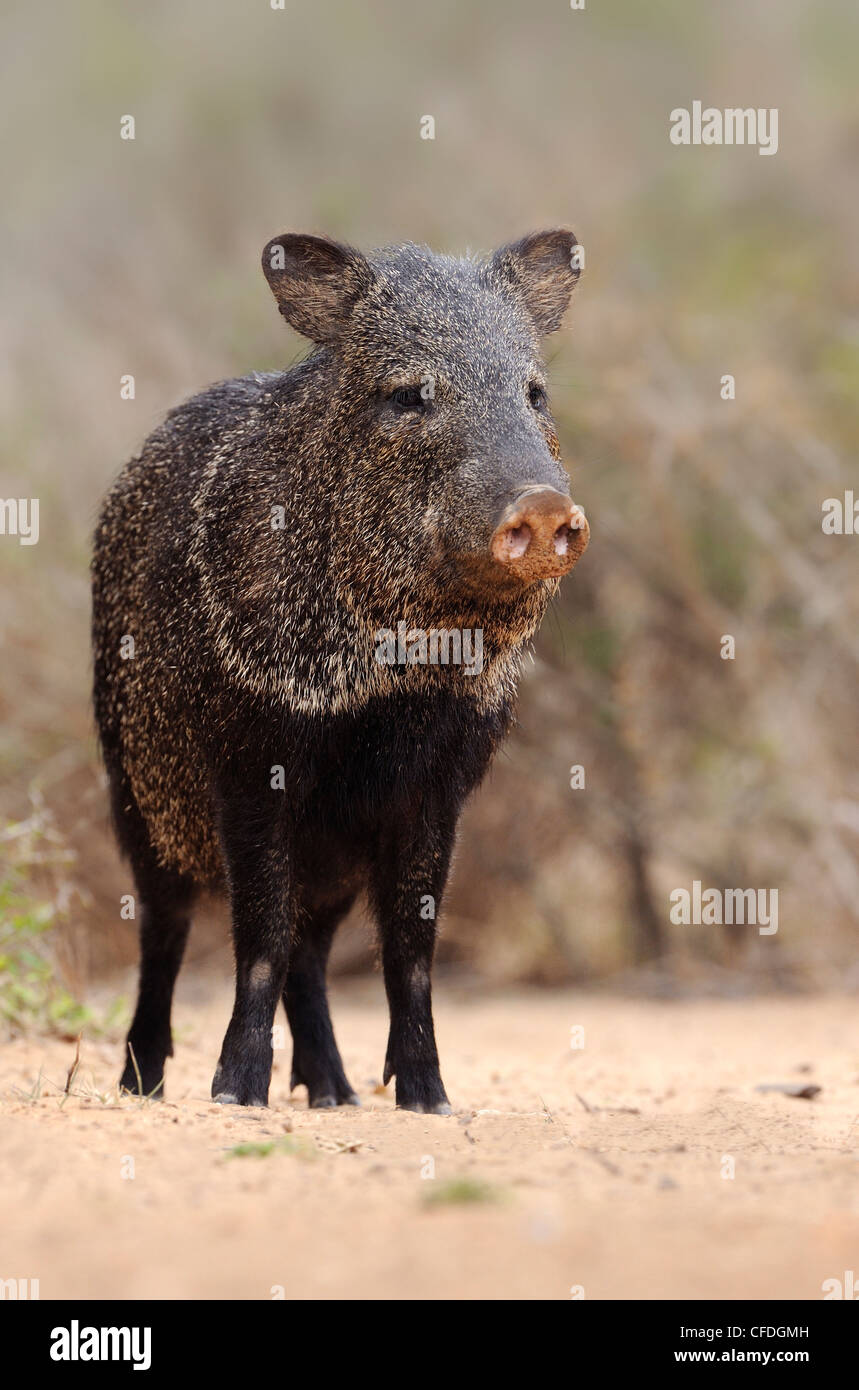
[92,229,589,1113]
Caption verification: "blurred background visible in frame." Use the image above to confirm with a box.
[1,0,858,1036]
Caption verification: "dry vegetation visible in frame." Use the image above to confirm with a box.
[1,0,857,1006]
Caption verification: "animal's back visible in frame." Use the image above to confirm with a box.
[92,372,286,882]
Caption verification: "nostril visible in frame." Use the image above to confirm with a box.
[505,523,531,560]
[491,520,533,565]
[553,524,571,556]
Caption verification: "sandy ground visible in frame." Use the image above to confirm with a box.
[1,981,858,1301]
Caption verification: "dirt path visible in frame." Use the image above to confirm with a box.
[1,983,857,1300]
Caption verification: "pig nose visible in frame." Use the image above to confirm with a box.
[490,486,589,582]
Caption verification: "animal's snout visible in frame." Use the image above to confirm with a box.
[490,486,589,583]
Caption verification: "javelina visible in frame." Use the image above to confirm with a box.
[92,229,589,1113]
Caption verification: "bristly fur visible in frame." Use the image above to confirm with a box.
[92,230,583,1112]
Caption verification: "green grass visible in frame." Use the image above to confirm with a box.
[0,869,89,1038]
[422,1177,503,1207]
[224,1136,316,1161]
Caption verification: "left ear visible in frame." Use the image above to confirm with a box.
[490,229,581,335]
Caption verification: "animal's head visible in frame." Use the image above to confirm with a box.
[262,231,589,605]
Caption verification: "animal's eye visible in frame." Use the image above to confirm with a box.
[391,385,427,413]
[528,382,547,410]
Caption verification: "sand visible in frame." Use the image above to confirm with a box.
[1,982,857,1300]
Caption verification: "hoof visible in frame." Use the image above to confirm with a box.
[213,1092,268,1108]
[398,1100,453,1116]
[309,1092,361,1109]
[119,1074,163,1100]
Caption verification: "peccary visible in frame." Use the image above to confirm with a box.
[92,229,589,1113]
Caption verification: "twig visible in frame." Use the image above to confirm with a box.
[62,1035,81,1098]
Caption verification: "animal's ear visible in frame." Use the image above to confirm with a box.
[262,233,374,344]
[490,229,581,335]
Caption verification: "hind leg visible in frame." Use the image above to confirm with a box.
[120,872,195,1097]
[284,896,359,1109]
[111,773,197,1098]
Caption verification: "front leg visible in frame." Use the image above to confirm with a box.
[211,774,294,1107]
[370,809,457,1114]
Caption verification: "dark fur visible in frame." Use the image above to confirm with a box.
[92,231,583,1112]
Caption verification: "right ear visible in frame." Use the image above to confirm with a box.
[261,233,373,344]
